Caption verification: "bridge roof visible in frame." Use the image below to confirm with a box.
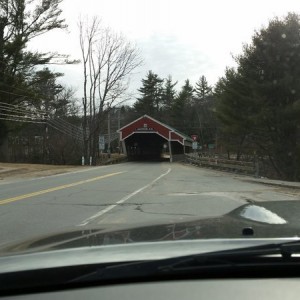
[119,115,193,145]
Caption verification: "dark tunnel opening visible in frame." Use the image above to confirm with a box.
[125,133,169,161]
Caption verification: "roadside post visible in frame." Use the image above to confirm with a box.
[192,142,198,152]
[191,135,198,153]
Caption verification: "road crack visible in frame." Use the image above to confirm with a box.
[42,202,154,207]
[135,205,195,217]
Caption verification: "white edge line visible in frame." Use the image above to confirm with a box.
[77,168,172,226]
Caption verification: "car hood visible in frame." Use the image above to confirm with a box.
[1,200,300,256]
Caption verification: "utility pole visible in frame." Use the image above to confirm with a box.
[108,110,111,158]
[0,14,8,84]
[45,116,49,163]
[118,108,121,154]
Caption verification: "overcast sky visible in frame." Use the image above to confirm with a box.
[30,0,300,102]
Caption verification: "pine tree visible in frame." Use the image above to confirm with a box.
[194,76,216,146]
[30,68,74,117]
[161,75,177,124]
[134,71,163,118]
[216,13,300,180]
[0,0,72,160]
[215,68,253,159]
[171,79,194,132]
[195,75,212,104]
[0,0,69,105]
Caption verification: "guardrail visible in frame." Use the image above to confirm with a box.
[185,153,257,175]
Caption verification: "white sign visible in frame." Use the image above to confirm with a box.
[99,135,105,150]
[192,142,198,150]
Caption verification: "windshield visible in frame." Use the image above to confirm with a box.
[0,0,300,258]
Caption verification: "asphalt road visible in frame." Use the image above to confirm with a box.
[0,162,299,246]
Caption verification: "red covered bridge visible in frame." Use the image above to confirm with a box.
[118,115,193,162]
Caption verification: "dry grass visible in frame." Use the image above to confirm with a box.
[0,163,85,180]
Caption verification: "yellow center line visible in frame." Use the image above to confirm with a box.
[0,171,124,205]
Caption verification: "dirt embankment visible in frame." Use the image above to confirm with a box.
[0,155,127,181]
[0,163,84,180]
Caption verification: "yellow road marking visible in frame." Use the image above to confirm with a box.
[0,172,124,205]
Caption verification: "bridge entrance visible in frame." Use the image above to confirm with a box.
[119,115,193,162]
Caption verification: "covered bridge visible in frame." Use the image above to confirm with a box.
[119,115,193,162]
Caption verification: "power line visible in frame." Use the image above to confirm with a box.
[0,116,45,124]
[47,123,77,138]
[47,119,83,141]
[0,102,102,143]
[104,132,119,143]
[47,124,83,141]
[48,120,78,136]
[0,88,33,100]
[0,101,47,125]
[0,105,46,119]
[49,118,82,136]
[0,81,38,94]
[0,102,83,139]
[47,122,76,138]
[4,103,46,117]
[55,117,83,132]
[0,101,47,117]
[0,111,41,120]
[0,100,84,142]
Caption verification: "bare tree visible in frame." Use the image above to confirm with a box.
[79,16,142,163]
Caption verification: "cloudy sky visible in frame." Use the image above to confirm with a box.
[30,0,300,102]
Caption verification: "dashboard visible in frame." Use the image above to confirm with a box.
[2,278,299,300]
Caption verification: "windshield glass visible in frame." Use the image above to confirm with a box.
[0,0,300,256]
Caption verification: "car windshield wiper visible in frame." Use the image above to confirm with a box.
[2,240,300,295]
[71,240,300,283]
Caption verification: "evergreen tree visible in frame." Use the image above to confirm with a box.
[134,71,163,118]
[30,68,76,117]
[162,75,177,110]
[0,0,69,104]
[0,0,73,160]
[215,68,254,159]
[216,13,300,180]
[194,75,216,146]
[161,75,177,123]
[171,79,194,132]
[195,75,212,104]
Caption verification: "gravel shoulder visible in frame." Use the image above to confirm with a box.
[0,163,86,181]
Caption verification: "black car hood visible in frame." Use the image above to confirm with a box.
[1,200,300,256]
